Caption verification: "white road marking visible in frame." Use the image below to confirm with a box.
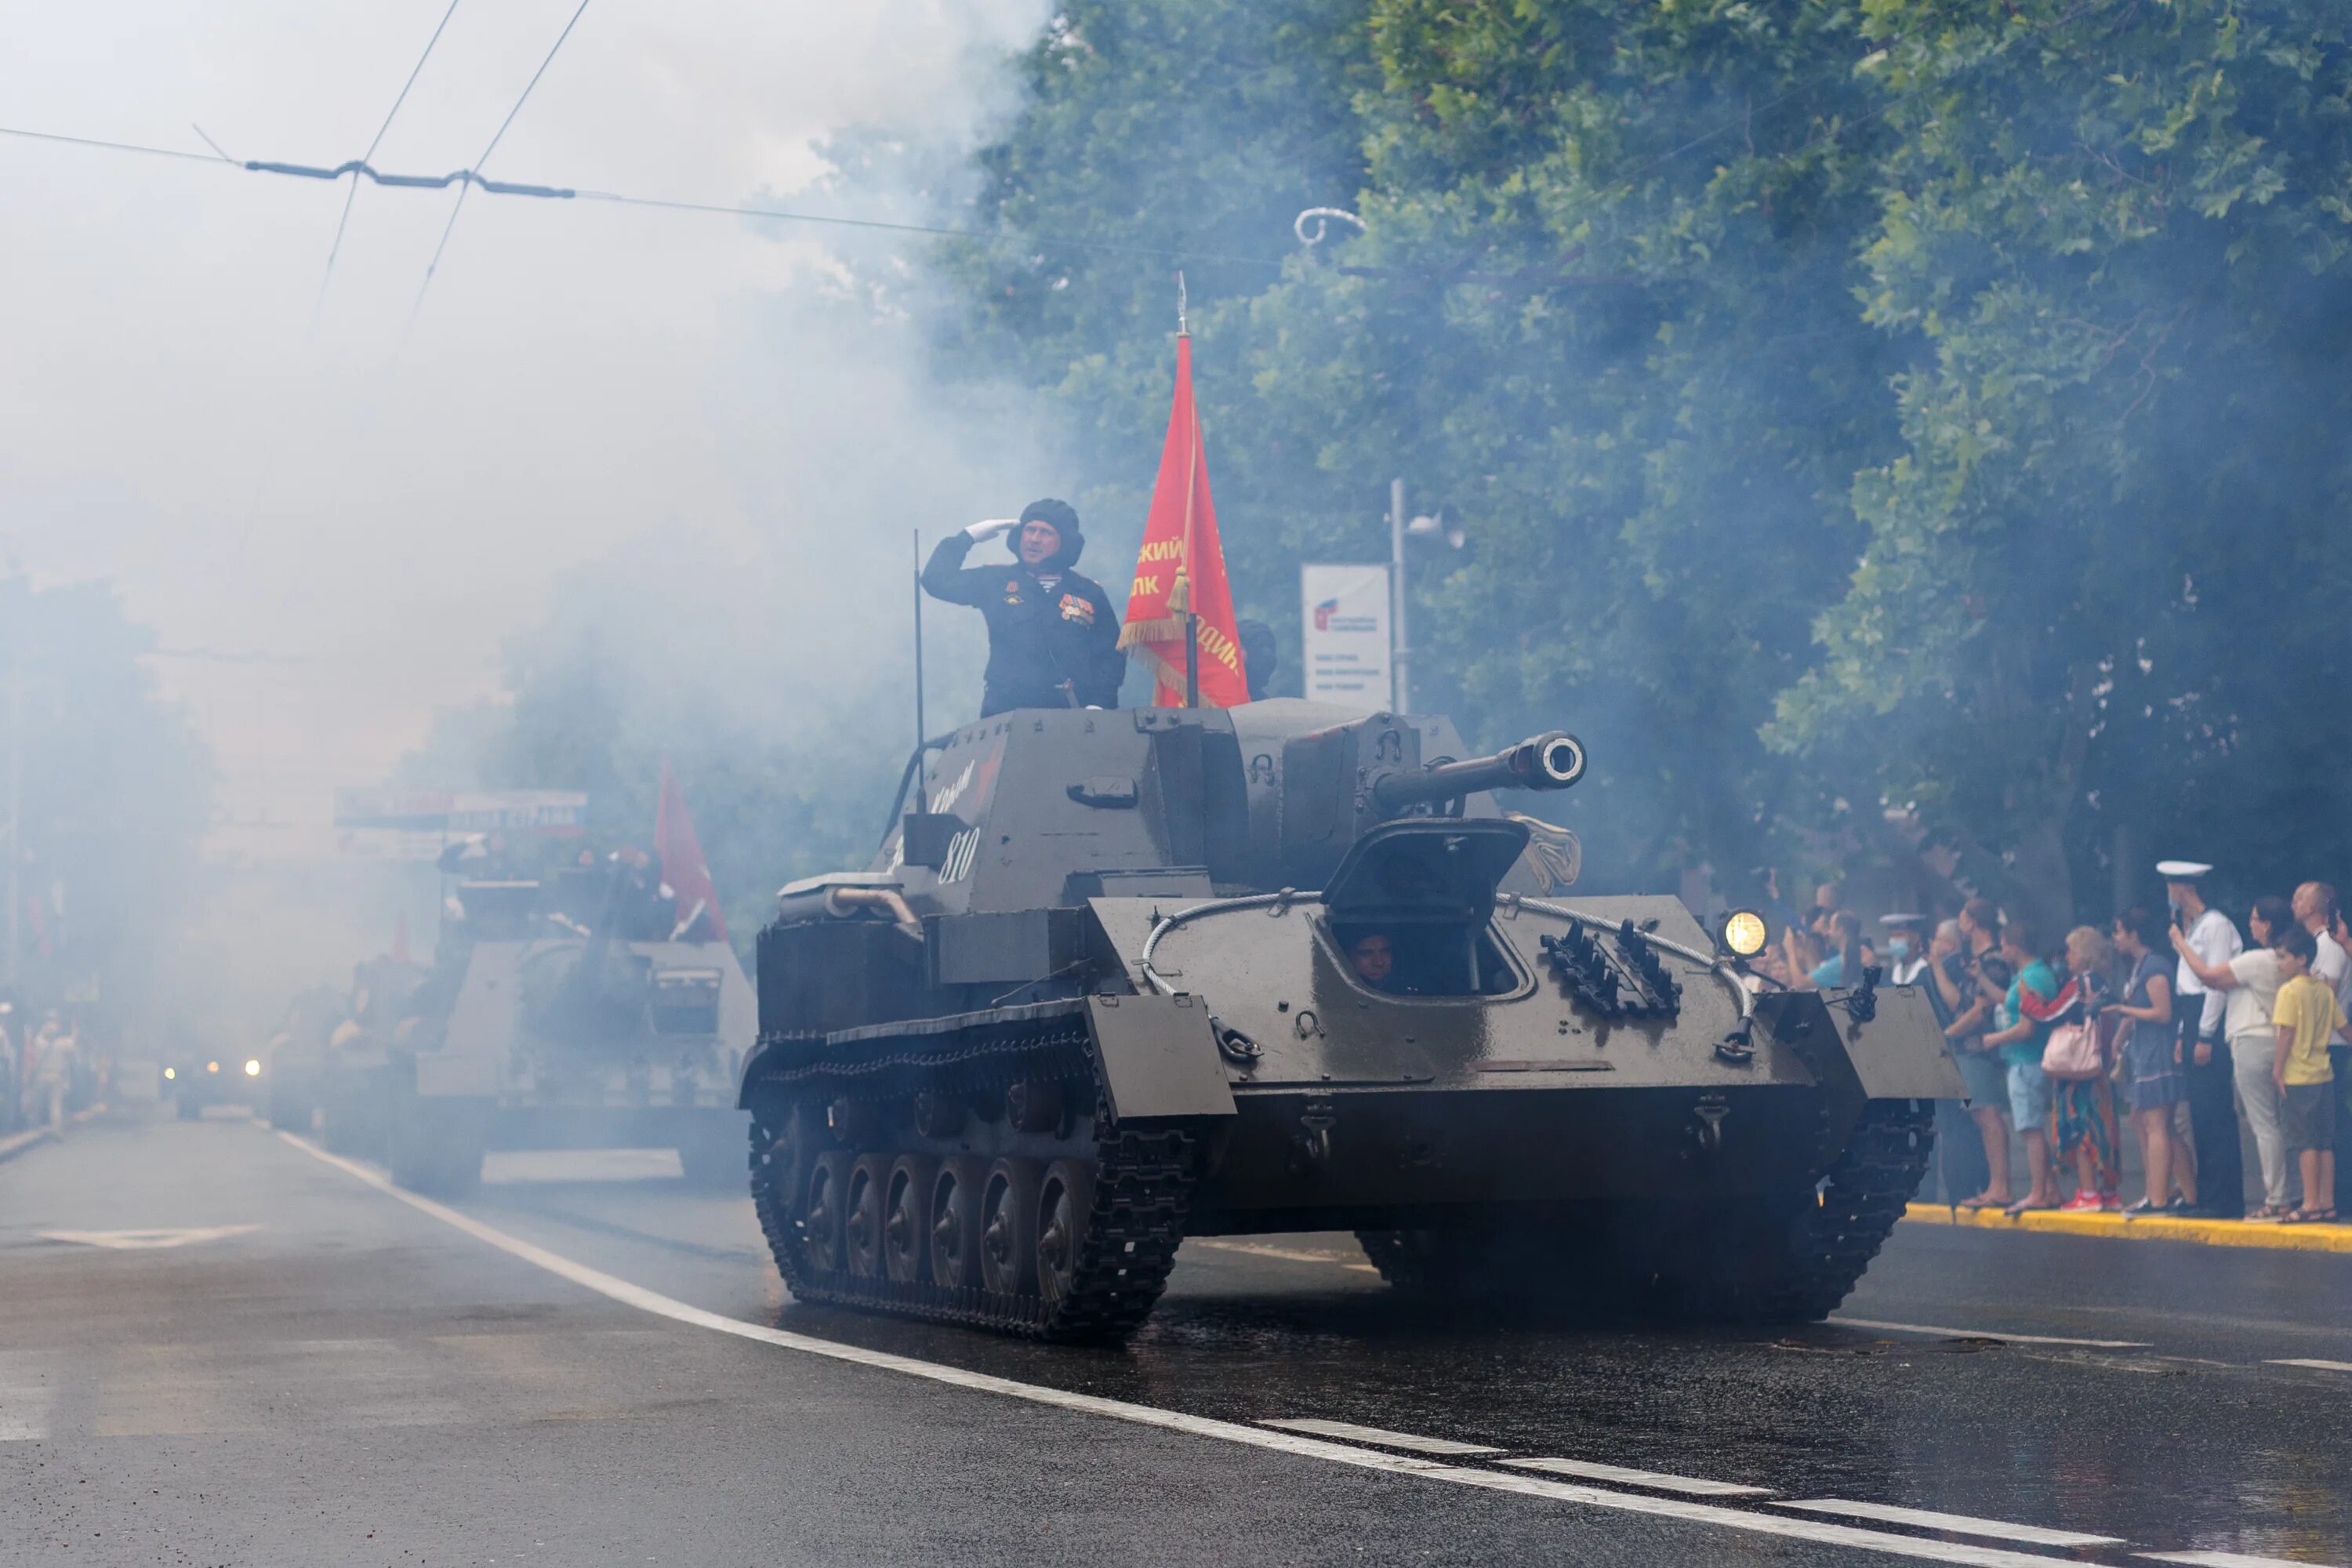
[1829,1316,2152,1349]
[276,1131,2139,1568]
[36,1225,260,1250]
[1503,1457,1773,1497]
[2141,1552,2350,1568]
[1776,1498,2122,1547]
[2265,1358,2352,1374]
[1190,1237,1381,1273]
[1260,1417,1503,1456]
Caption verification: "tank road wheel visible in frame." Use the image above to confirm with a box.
[928,1156,985,1291]
[802,1152,851,1274]
[844,1154,889,1279]
[1035,1159,1096,1309]
[884,1155,938,1285]
[741,1022,1202,1340]
[979,1157,1041,1298]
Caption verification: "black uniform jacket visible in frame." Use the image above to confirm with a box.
[922,534,1126,714]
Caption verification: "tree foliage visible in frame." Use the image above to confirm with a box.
[927,0,2352,923]
[0,576,211,1029]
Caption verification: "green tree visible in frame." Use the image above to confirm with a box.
[932,0,2352,922]
[0,575,212,1029]
[1771,0,2352,927]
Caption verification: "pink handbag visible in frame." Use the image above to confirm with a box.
[2041,1019,2103,1080]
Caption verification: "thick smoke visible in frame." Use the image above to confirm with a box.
[0,0,1054,1032]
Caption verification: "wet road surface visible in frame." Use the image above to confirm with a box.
[3,1112,2346,1567]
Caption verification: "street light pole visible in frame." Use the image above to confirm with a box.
[1388,477,1411,715]
[3,602,19,990]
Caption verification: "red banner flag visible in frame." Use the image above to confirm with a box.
[654,759,727,942]
[1117,334,1250,707]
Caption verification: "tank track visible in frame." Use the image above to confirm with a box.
[1736,1094,1934,1321]
[746,1017,1196,1342]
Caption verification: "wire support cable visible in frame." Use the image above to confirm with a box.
[414,0,594,314]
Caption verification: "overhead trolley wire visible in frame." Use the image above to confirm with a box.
[412,0,593,318]
[322,0,466,301]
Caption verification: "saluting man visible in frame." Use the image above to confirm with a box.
[921,499,1125,717]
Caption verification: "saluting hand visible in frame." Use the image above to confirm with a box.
[967,518,1018,541]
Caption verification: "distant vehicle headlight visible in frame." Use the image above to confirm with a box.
[243,1059,262,1077]
[1720,909,1769,959]
[206,1061,220,1074]
[164,1067,176,1080]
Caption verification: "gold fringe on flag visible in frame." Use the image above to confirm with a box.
[1116,566,1192,650]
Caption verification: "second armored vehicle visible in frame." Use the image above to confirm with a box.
[307,864,756,1196]
[739,701,1961,1341]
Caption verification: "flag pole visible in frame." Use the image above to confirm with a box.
[1178,271,1200,708]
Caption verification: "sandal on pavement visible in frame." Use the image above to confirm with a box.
[2245,1205,2290,1223]
[2003,1197,2055,1216]
[2286,1208,2339,1225]
[1957,1194,2005,1211]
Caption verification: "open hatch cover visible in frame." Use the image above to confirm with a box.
[1320,818,1530,925]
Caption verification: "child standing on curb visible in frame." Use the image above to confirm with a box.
[2270,927,2343,1224]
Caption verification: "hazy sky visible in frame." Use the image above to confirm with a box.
[2,0,1048,858]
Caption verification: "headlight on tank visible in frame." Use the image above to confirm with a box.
[206,1061,220,1074]
[1719,909,1769,959]
[164,1067,176,1080]
[243,1059,262,1077]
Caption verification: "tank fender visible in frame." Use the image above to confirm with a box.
[1827,984,1965,1101]
[1755,985,1965,1102]
[1087,993,1237,1122]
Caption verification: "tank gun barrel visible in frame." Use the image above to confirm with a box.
[1372,730,1585,815]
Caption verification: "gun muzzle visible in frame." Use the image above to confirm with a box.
[1371,731,1586,814]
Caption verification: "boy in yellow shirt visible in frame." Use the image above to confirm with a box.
[2270,927,2343,1222]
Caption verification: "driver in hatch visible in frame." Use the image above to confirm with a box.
[921,499,1125,717]
[1346,932,1417,996]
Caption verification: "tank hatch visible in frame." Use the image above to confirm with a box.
[1320,818,1530,924]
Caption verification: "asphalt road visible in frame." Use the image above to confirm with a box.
[3,1112,2347,1568]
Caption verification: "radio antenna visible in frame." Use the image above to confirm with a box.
[911,528,927,758]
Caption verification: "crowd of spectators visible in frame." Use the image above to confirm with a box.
[1805,866,2350,1223]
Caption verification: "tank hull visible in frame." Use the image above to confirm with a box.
[739,702,1962,1340]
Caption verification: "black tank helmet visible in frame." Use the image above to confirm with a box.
[1017,498,1084,571]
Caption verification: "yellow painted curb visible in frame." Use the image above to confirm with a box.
[1904,1201,2352,1254]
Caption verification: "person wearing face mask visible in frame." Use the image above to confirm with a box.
[1882,914,1929,986]
[922,499,1126,717]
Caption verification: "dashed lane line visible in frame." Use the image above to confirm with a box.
[1502,1458,1774,1497]
[1190,1237,1381,1272]
[1829,1316,2152,1349]
[2266,1359,2352,1374]
[1259,1417,1503,1455]
[1777,1500,2124,1548]
[274,1131,2127,1568]
[2141,1552,2346,1568]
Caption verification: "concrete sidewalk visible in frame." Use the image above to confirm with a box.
[1906,1200,2352,1254]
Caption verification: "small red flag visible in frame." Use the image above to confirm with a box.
[654,759,727,942]
[1117,334,1250,707]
